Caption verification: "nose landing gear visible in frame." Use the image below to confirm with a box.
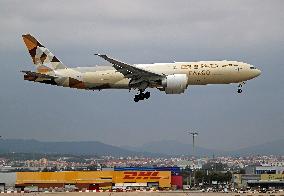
[237,86,243,93]
[237,82,246,93]
[134,90,150,102]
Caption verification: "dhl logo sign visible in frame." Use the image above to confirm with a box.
[123,171,162,180]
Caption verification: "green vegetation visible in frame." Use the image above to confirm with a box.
[181,162,232,186]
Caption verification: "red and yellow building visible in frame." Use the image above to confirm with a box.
[16,171,172,190]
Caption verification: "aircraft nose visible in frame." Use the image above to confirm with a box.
[255,69,261,77]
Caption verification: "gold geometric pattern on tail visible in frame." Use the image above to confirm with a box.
[22,34,67,70]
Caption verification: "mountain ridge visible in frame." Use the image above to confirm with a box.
[0,138,283,156]
[121,140,217,156]
[0,139,143,156]
[122,139,284,156]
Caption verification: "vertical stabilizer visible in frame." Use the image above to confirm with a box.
[22,34,67,71]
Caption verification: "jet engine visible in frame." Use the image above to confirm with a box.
[161,74,188,94]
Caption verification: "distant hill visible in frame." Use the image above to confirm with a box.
[0,139,143,156]
[121,140,217,156]
[227,139,284,156]
[122,139,284,156]
[1,138,283,157]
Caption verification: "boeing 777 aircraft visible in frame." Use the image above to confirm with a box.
[22,34,261,102]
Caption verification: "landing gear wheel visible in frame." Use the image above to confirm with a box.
[144,92,150,99]
[237,82,245,94]
[139,94,144,100]
[134,96,139,102]
[133,89,150,102]
[134,94,145,102]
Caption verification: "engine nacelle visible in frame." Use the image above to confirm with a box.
[162,74,188,94]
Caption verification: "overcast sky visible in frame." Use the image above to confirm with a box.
[0,0,283,151]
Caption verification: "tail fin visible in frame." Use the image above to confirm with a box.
[22,34,67,72]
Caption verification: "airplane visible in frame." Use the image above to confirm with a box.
[21,34,261,102]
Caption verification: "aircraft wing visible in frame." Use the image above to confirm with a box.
[94,54,163,82]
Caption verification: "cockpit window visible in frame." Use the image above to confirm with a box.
[250,67,256,69]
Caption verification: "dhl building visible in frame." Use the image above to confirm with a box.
[16,171,172,190]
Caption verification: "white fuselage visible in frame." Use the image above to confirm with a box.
[55,60,261,90]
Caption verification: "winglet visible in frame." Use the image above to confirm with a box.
[94,53,106,57]
[94,54,109,61]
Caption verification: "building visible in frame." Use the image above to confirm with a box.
[0,183,4,192]
[171,175,183,190]
[0,173,16,190]
[114,166,183,189]
[247,174,284,189]
[233,174,260,188]
[261,174,284,181]
[16,171,172,190]
[245,165,284,175]
[234,174,284,189]
[174,160,191,169]
[254,166,284,174]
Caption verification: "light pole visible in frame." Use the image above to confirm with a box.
[188,131,198,189]
[188,131,198,156]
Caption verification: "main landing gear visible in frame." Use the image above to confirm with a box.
[237,82,245,93]
[134,90,150,102]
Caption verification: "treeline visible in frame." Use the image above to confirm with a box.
[195,171,232,185]
[180,161,233,186]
